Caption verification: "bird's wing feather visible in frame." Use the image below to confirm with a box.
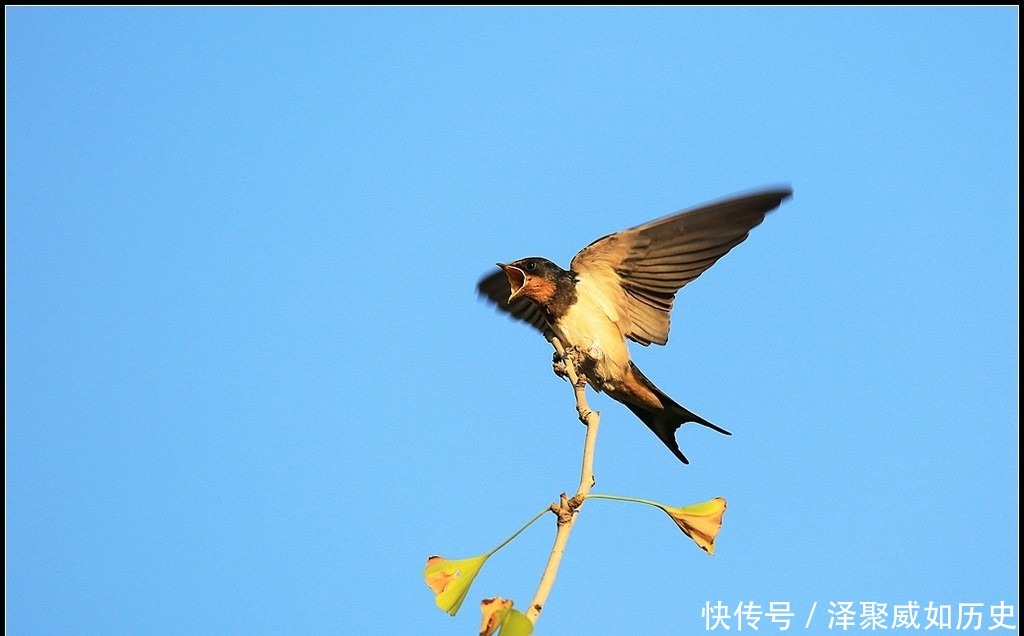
[476,269,553,338]
[570,188,792,346]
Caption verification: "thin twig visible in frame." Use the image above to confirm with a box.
[525,336,600,625]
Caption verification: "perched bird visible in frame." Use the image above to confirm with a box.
[477,188,792,464]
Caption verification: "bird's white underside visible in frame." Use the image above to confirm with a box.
[552,273,632,392]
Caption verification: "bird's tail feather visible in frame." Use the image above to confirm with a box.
[624,362,731,464]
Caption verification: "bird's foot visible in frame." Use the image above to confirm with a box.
[574,371,589,391]
[563,345,584,363]
[562,345,586,374]
[551,351,569,381]
[552,345,583,380]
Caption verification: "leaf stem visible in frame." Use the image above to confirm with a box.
[486,507,552,558]
[584,493,666,510]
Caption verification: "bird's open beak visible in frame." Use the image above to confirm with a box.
[497,262,527,302]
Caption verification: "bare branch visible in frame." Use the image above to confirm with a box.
[526,336,600,625]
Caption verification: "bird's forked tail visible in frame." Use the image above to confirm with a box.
[620,362,731,464]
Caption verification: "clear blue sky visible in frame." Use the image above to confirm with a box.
[7,8,1017,635]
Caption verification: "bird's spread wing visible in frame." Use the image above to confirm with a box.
[570,188,792,346]
[477,269,553,338]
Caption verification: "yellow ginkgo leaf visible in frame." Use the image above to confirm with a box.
[660,497,727,555]
[424,508,549,618]
[424,554,489,616]
[479,597,514,636]
[479,597,534,636]
[499,608,534,635]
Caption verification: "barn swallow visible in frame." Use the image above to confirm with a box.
[477,188,792,464]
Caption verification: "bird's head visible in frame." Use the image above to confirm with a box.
[497,258,563,305]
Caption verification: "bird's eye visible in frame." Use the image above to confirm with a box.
[526,261,536,271]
